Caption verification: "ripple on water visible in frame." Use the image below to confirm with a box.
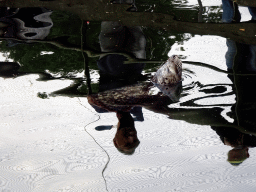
[0,177,7,188]
[178,67,234,108]
[181,68,201,97]
[106,157,256,192]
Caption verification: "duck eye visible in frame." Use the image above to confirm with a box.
[173,55,176,59]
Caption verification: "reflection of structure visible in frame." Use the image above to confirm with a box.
[0,61,54,80]
[212,126,256,166]
[0,7,53,44]
[89,20,147,155]
[222,48,256,165]
[222,0,256,72]
[2,0,256,45]
[223,1,256,130]
[0,62,20,78]
[98,21,146,76]
[225,40,256,72]
[222,0,256,23]
[213,0,256,166]
[96,20,147,121]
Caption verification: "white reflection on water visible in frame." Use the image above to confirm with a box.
[0,53,13,62]
[40,51,54,55]
[168,35,228,71]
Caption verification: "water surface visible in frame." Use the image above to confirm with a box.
[1,0,256,191]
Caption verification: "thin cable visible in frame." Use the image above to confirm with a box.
[77,98,110,192]
[80,20,110,191]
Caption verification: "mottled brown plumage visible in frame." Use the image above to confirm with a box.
[152,55,182,85]
[88,55,182,110]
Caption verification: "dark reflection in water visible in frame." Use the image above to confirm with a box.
[212,126,256,166]
[0,7,53,40]
[87,19,182,154]
[222,0,256,23]
[1,1,256,163]
[90,18,146,155]
[217,0,256,166]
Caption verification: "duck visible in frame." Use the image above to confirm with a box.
[87,55,183,110]
[151,55,182,85]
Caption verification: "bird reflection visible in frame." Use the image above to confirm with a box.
[88,8,146,154]
[114,111,140,155]
[87,2,182,154]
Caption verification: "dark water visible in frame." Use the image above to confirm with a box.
[1,1,256,191]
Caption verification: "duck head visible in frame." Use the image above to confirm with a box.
[152,55,182,85]
[151,55,182,102]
